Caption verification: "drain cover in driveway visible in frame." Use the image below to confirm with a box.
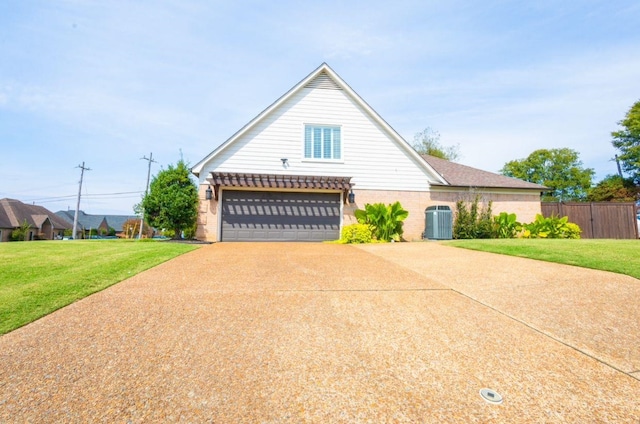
[480,388,503,404]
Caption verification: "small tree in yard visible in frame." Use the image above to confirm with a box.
[10,220,31,241]
[140,159,199,239]
[453,196,493,239]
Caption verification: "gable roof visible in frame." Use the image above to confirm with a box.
[421,155,547,190]
[191,63,447,185]
[55,210,139,232]
[0,198,71,229]
[56,210,106,230]
[103,214,139,232]
[0,202,12,228]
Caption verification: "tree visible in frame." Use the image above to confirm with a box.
[411,127,461,161]
[587,175,639,202]
[140,159,199,239]
[500,148,594,201]
[10,220,31,241]
[612,100,640,184]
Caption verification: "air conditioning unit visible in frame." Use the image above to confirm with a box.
[423,205,453,240]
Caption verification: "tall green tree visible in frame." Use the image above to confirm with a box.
[587,175,639,202]
[140,160,199,239]
[612,100,640,184]
[411,127,461,161]
[500,148,594,201]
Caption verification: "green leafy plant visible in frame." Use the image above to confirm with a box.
[354,201,409,242]
[453,196,493,239]
[340,223,373,244]
[10,220,31,242]
[522,214,581,239]
[492,212,522,238]
[564,222,582,239]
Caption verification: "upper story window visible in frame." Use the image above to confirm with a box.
[304,125,341,160]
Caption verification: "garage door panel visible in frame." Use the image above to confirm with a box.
[222,191,340,241]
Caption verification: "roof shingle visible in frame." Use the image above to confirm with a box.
[421,155,547,190]
[0,199,71,230]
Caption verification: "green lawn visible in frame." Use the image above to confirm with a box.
[0,240,198,335]
[444,239,640,279]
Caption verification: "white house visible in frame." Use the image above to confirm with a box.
[191,63,545,242]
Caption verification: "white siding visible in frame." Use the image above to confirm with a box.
[198,87,438,191]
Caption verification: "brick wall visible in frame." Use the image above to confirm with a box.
[196,186,542,242]
[351,189,542,241]
[430,190,542,224]
[344,190,431,241]
[196,185,218,242]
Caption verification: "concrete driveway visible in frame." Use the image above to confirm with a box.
[1,242,638,422]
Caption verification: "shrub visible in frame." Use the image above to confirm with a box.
[340,224,373,244]
[565,222,582,239]
[521,214,581,239]
[453,196,493,239]
[10,220,30,242]
[492,212,522,238]
[354,201,409,242]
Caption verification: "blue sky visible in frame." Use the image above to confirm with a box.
[1,0,639,214]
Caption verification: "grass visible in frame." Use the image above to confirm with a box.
[444,239,640,279]
[0,239,198,335]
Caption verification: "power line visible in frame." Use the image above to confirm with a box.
[23,191,144,203]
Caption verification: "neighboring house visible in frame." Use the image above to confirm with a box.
[191,63,546,242]
[0,198,71,241]
[55,210,139,238]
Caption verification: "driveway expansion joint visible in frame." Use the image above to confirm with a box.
[449,288,637,381]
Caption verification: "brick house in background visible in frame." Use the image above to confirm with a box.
[191,63,545,242]
[0,198,71,241]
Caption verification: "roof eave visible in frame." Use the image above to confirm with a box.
[430,183,548,191]
[320,66,448,185]
[191,64,448,185]
[192,63,333,176]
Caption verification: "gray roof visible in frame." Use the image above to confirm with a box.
[104,215,140,232]
[0,198,71,230]
[56,210,139,232]
[421,155,547,190]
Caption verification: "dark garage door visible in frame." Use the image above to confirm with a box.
[221,190,341,241]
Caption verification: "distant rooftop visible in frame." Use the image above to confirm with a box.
[55,210,139,232]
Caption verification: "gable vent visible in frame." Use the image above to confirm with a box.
[305,72,342,90]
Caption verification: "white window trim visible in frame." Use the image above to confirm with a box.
[302,123,344,162]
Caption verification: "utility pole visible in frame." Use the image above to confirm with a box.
[72,162,91,240]
[139,152,157,239]
[615,154,623,178]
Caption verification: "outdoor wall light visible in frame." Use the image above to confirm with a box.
[205,185,213,200]
[348,189,355,204]
[281,158,288,165]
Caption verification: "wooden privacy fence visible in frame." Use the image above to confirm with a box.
[541,202,638,239]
